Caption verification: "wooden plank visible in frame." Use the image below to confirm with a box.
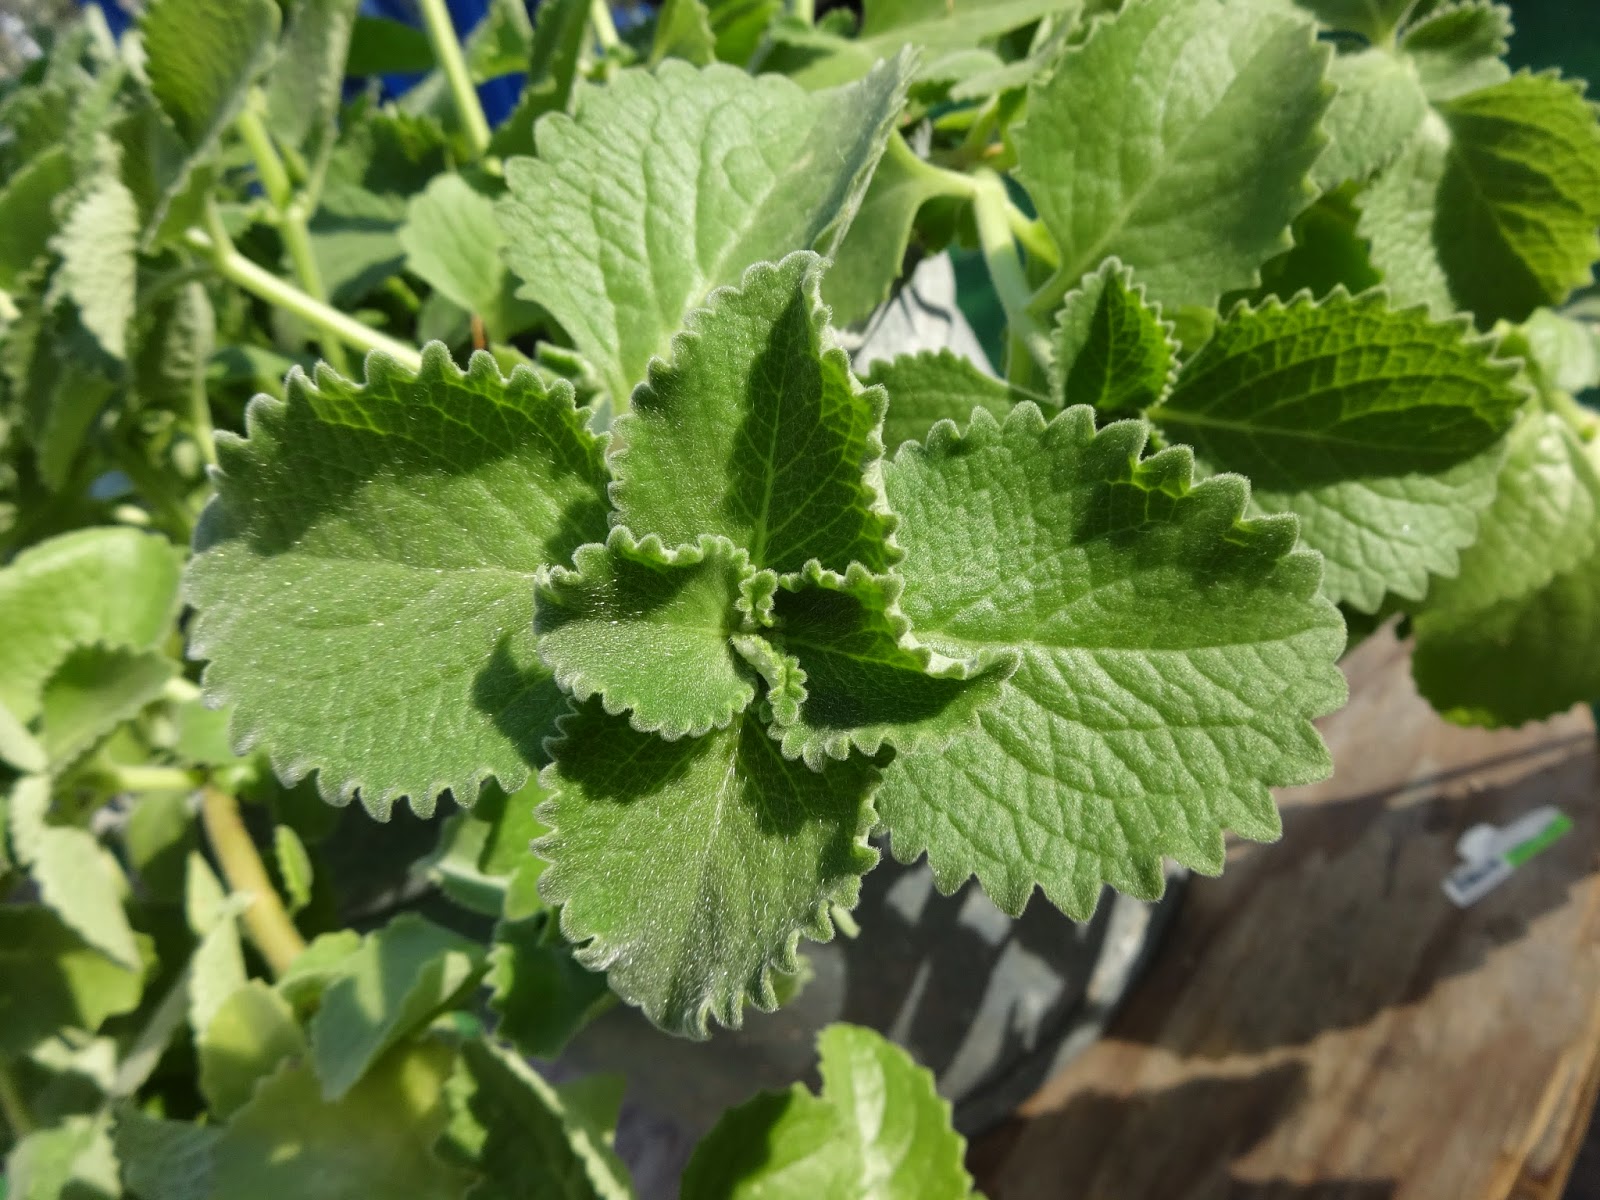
[975,630,1600,1200]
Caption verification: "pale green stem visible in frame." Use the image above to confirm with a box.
[279,203,350,375]
[0,1061,35,1138]
[185,227,423,372]
[236,100,292,213]
[1545,386,1600,441]
[102,765,198,793]
[163,676,202,705]
[791,0,815,23]
[590,0,620,50]
[1009,207,1059,270]
[418,0,492,158]
[971,170,1051,370]
[200,786,307,979]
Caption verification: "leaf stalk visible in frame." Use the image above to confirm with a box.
[970,170,1052,370]
[590,0,620,51]
[199,785,308,979]
[0,1060,36,1138]
[418,0,493,159]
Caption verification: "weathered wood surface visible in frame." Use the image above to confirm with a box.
[972,630,1600,1200]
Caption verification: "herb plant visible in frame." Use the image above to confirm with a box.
[1,0,1598,1195]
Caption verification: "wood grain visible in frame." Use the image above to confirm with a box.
[974,630,1600,1200]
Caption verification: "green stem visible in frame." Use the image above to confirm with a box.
[280,204,349,375]
[0,1060,35,1138]
[418,0,492,158]
[237,99,293,213]
[971,170,1051,370]
[200,786,307,979]
[101,765,198,794]
[1542,385,1600,441]
[590,0,620,50]
[791,0,815,23]
[1009,206,1058,270]
[186,227,422,372]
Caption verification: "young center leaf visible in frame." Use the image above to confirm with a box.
[762,562,1016,769]
[609,252,895,576]
[1049,258,1177,420]
[864,348,1039,452]
[497,57,912,404]
[535,529,769,740]
[681,1024,973,1200]
[184,345,610,818]
[1399,0,1513,102]
[1015,0,1332,313]
[1146,289,1526,612]
[877,405,1347,919]
[1360,72,1600,325]
[537,698,881,1037]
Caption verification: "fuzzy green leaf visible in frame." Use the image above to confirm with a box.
[486,914,611,1059]
[652,0,718,65]
[1016,0,1331,312]
[498,58,911,403]
[184,345,610,816]
[140,0,280,151]
[762,562,1015,769]
[611,253,894,577]
[309,914,485,1100]
[706,0,783,66]
[0,147,74,291]
[538,698,880,1036]
[115,1109,220,1200]
[210,1043,470,1200]
[0,528,183,726]
[197,980,308,1120]
[864,349,1036,452]
[273,824,315,914]
[5,1116,120,1200]
[1313,48,1429,190]
[38,645,177,769]
[1361,73,1600,325]
[682,1024,972,1200]
[265,0,363,178]
[1413,411,1600,724]
[1269,0,1415,41]
[1148,290,1525,610]
[48,170,139,359]
[536,530,765,739]
[400,173,541,342]
[1050,258,1177,420]
[485,0,590,158]
[877,406,1346,918]
[0,906,144,1056]
[1400,1,1512,102]
[441,1038,631,1200]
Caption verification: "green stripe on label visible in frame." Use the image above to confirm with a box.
[1505,813,1573,867]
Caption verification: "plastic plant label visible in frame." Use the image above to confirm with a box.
[1442,806,1573,908]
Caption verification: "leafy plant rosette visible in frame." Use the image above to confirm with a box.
[1,0,1598,1195]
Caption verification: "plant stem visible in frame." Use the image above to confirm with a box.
[0,1060,35,1138]
[200,786,307,978]
[279,204,350,375]
[418,0,492,159]
[185,227,423,372]
[102,764,198,793]
[971,170,1051,370]
[237,99,293,213]
[590,0,620,51]
[792,0,815,23]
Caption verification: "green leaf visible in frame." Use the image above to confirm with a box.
[274,929,363,1013]
[466,0,536,79]
[0,146,74,291]
[184,345,610,816]
[265,0,363,179]
[347,16,435,75]
[762,562,1015,769]
[124,790,197,903]
[39,645,177,769]
[5,286,120,491]
[1275,0,1415,41]
[0,527,183,726]
[1049,257,1177,420]
[821,133,971,327]
[0,906,144,1056]
[610,252,894,577]
[133,279,216,419]
[538,697,880,1036]
[1522,308,1600,396]
[682,1023,972,1200]
[440,1038,631,1200]
[309,914,485,1100]
[197,980,308,1119]
[6,1116,120,1200]
[114,1109,220,1200]
[186,855,248,1039]
[1313,48,1429,190]
[0,698,47,774]
[1412,411,1600,724]
[536,529,765,739]
[400,173,542,342]
[486,915,611,1059]
[9,776,143,970]
[210,1042,470,1200]
[498,57,912,404]
[139,0,280,151]
[706,0,783,66]
[48,169,140,360]
[863,350,1038,452]
[1360,73,1600,326]
[1256,185,1384,301]
[273,825,314,914]
[485,0,590,158]
[1017,0,1331,313]
[876,405,1346,918]
[1400,1,1512,102]
[652,0,718,65]
[1148,289,1525,610]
